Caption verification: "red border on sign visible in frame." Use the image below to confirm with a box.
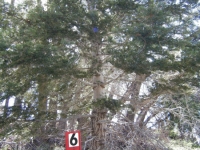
[65,130,81,150]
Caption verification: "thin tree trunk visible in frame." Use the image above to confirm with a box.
[125,74,146,121]
[37,75,48,121]
[77,117,88,148]
[48,99,57,119]
[14,96,22,119]
[3,98,9,118]
[30,75,49,138]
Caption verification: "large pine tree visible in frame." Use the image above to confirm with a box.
[0,0,199,149]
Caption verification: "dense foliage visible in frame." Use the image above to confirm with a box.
[0,0,199,149]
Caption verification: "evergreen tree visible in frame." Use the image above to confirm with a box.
[0,0,199,149]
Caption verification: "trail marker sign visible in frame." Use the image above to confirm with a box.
[65,130,81,150]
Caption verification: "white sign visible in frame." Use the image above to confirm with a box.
[68,133,79,147]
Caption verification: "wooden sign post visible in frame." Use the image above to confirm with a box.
[65,130,81,150]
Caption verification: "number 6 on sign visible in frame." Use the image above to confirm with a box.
[65,131,81,150]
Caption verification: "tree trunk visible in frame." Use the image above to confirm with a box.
[37,75,48,121]
[48,99,57,120]
[14,96,23,119]
[86,0,107,148]
[3,98,9,118]
[91,108,107,150]
[125,74,146,121]
[90,44,106,149]
[77,117,88,148]
[91,71,107,150]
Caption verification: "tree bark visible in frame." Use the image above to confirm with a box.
[90,44,106,149]
[86,0,107,148]
[125,74,146,121]
[91,72,107,150]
